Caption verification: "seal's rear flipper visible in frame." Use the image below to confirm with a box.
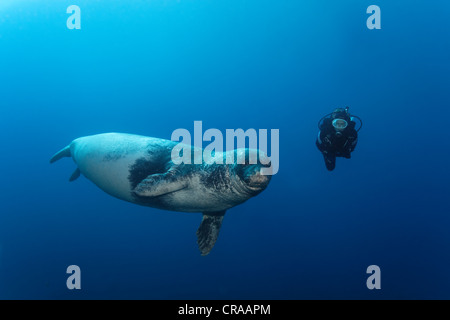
[50,145,71,163]
[196,211,225,256]
[69,168,81,182]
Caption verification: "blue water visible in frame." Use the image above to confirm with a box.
[1,0,449,299]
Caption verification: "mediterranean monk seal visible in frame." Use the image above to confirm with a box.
[50,133,272,255]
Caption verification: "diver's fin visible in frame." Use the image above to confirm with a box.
[196,211,226,256]
[323,153,336,171]
[50,145,71,163]
[133,173,188,197]
[69,168,81,182]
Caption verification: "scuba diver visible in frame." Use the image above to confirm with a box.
[316,107,362,171]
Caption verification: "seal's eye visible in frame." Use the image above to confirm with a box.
[236,164,253,181]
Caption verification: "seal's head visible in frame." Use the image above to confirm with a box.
[237,163,271,194]
[234,149,272,195]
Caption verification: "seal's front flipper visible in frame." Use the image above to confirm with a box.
[196,211,225,256]
[133,173,188,197]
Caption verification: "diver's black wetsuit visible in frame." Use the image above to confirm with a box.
[316,113,358,171]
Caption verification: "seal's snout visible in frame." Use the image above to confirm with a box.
[247,173,271,190]
[240,164,272,191]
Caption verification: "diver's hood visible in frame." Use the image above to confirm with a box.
[331,107,350,120]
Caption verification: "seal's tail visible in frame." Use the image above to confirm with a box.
[50,145,71,164]
[50,145,80,182]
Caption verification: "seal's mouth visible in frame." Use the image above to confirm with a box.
[245,173,271,190]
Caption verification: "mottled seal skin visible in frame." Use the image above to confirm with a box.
[50,133,272,255]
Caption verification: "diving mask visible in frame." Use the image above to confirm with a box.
[332,118,348,131]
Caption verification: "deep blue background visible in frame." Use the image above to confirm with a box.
[0,0,449,299]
